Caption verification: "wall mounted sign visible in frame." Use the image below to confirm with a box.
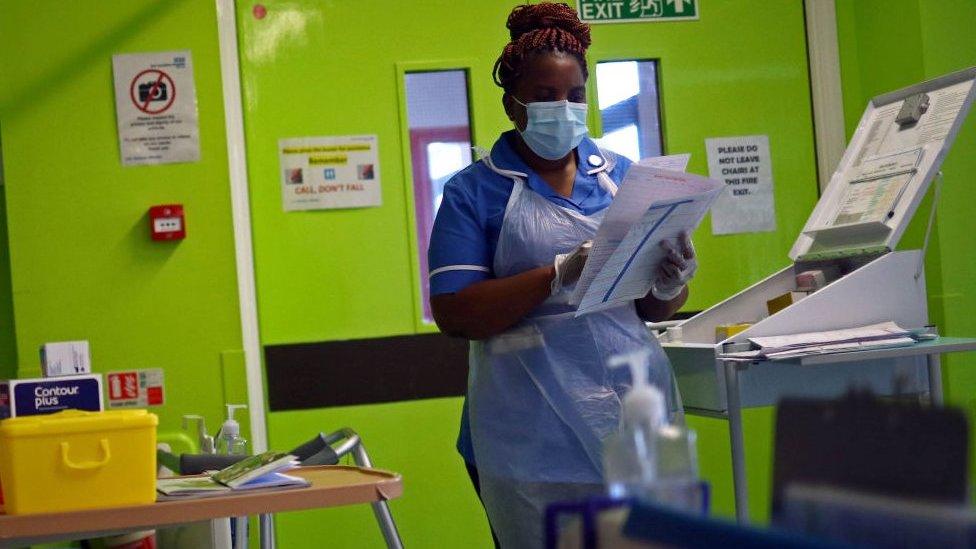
[706,135,777,235]
[278,135,382,211]
[578,0,699,24]
[112,51,200,166]
[106,368,165,408]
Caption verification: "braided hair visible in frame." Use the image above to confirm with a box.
[493,3,592,94]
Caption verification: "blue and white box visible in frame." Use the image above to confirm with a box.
[0,374,103,419]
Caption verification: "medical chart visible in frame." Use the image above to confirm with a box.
[832,148,922,226]
[850,80,971,169]
[572,155,691,307]
[802,77,974,240]
[573,167,723,316]
[638,153,691,172]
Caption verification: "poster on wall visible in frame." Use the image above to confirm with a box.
[111,51,200,166]
[705,135,777,235]
[278,135,382,211]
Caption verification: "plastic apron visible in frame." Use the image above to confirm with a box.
[469,152,680,549]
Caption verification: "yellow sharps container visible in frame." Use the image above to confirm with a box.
[0,409,158,514]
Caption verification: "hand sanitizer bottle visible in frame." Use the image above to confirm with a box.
[217,404,250,547]
[650,420,700,511]
[603,350,700,510]
[216,404,248,455]
[603,349,667,499]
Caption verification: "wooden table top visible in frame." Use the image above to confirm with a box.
[0,465,402,546]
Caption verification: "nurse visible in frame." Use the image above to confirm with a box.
[428,3,696,547]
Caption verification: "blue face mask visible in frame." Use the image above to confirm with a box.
[513,96,589,160]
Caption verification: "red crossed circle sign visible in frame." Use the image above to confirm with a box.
[129,69,176,115]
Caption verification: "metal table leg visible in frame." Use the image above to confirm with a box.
[311,428,403,549]
[352,444,404,549]
[928,353,944,407]
[259,514,275,549]
[235,517,247,549]
[724,360,749,524]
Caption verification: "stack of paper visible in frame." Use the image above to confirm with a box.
[719,321,916,362]
[572,155,723,316]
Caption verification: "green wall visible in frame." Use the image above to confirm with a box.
[0,0,244,447]
[0,185,16,380]
[835,0,976,479]
[239,1,816,545]
[4,0,918,545]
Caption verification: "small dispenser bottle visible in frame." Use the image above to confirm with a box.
[216,404,248,455]
[603,349,667,499]
[650,419,700,511]
[603,350,700,510]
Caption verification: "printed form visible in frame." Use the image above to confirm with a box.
[833,147,923,226]
[572,158,723,316]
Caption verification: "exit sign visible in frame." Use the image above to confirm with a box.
[578,0,699,24]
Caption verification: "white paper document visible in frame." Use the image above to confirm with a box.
[851,79,973,167]
[112,51,200,166]
[833,147,922,226]
[639,153,691,172]
[706,135,776,235]
[572,158,693,307]
[719,321,916,362]
[572,166,723,316]
[747,321,911,349]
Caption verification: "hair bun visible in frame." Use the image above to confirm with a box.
[506,2,591,49]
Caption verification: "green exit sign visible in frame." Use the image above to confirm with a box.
[578,0,699,24]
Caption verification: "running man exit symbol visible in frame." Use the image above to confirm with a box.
[631,1,661,16]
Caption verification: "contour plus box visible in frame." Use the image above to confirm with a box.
[0,374,103,419]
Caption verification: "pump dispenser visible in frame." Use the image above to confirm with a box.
[612,350,667,430]
[216,404,248,455]
[603,350,663,498]
[603,350,700,510]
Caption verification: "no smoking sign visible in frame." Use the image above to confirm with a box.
[129,69,176,115]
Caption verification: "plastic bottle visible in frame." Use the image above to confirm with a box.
[217,404,249,548]
[649,422,700,512]
[603,350,700,511]
[603,349,666,499]
[216,404,248,455]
